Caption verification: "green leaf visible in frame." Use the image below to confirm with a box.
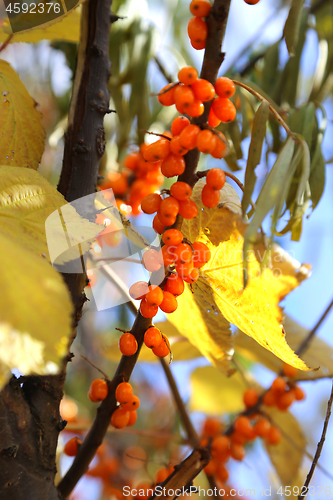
[261,42,280,95]
[283,0,306,56]
[0,61,45,169]
[0,233,73,389]
[190,366,247,415]
[242,100,269,214]
[243,137,295,285]
[264,408,306,486]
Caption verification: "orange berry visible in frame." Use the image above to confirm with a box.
[215,77,236,98]
[202,416,223,437]
[159,291,178,313]
[183,267,199,283]
[152,335,171,357]
[244,0,260,4]
[142,249,162,272]
[208,107,221,127]
[271,376,287,395]
[171,116,190,136]
[254,417,271,438]
[158,83,177,106]
[230,431,247,446]
[174,242,193,263]
[202,184,220,207]
[127,410,137,426]
[192,241,211,267]
[153,214,165,234]
[164,273,185,297]
[64,437,81,457]
[161,154,186,177]
[141,193,162,214]
[293,385,305,401]
[283,363,298,378]
[211,435,230,458]
[123,151,140,171]
[111,407,130,428]
[191,78,215,102]
[119,333,138,356]
[170,136,188,156]
[140,299,159,319]
[88,379,108,403]
[129,281,149,300]
[115,382,133,404]
[190,0,212,17]
[175,260,194,278]
[187,17,208,44]
[178,198,198,219]
[170,181,192,201]
[216,463,229,483]
[243,388,259,408]
[234,416,254,438]
[178,66,198,85]
[196,129,217,154]
[158,212,177,228]
[179,124,201,150]
[266,426,281,445]
[211,134,228,159]
[159,196,180,224]
[186,99,205,117]
[161,245,177,267]
[121,395,140,411]
[276,390,295,411]
[204,458,218,476]
[155,467,171,483]
[190,39,206,50]
[145,286,164,307]
[263,389,277,407]
[212,97,236,122]
[144,139,170,162]
[206,168,226,190]
[162,228,183,246]
[230,443,245,461]
[144,326,163,349]
[101,171,129,195]
[174,84,195,110]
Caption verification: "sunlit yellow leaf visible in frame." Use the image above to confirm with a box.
[0,5,81,43]
[0,166,99,266]
[0,233,73,388]
[236,315,332,380]
[264,407,306,486]
[189,365,247,415]
[181,179,310,371]
[0,61,45,169]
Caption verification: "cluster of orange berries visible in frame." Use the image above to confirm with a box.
[99,146,164,217]
[111,381,139,428]
[188,0,211,50]
[262,363,305,410]
[158,72,236,126]
[117,325,171,359]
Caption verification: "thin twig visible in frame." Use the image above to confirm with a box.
[298,382,333,499]
[81,355,109,380]
[140,130,172,141]
[296,298,333,357]
[154,56,173,84]
[160,358,199,448]
[0,34,13,54]
[233,80,299,142]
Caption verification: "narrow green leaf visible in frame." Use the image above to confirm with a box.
[261,42,280,95]
[309,151,326,209]
[242,101,269,215]
[283,0,306,56]
[227,121,243,160]
[243,137,295,286]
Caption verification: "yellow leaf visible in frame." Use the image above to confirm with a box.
[264,407,306,486]
[0,5,81,44]
[0,166,98,266]
[181,179,310,371]
[236,315,332,380]
[189,365,247,415]
[0,233,73,388]
[0,61,45,169]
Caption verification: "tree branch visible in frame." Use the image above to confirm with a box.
[298,382,333,499]
[296,298,333,357]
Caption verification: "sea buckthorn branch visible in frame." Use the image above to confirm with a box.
[296,297,333,357]
[233,80,299,142]
[298,383,333,499]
